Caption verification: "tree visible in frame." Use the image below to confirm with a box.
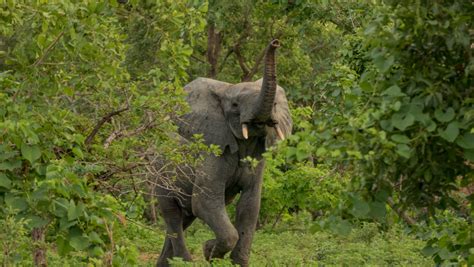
[0,0,207,264]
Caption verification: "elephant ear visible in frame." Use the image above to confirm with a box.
[178,77,239,154]
[255,79,293,147]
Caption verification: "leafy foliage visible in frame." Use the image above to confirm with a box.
[0,0,207,263]
[167,221,431,266]
[350,1,473,209]
[417,209,473,265]
[286,0,473,210]
[260,106,349,225]
[279,1,473,262]
[0,0,471,265]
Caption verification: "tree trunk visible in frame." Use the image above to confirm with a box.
[206,23,221,78]
[32,227,47,267]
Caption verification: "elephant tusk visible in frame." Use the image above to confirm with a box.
[242,124,249,139]
[275,126,285,140]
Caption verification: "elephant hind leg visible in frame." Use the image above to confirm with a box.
[156,199,193,266]
[156,214,195,267]
[156,237,173,267]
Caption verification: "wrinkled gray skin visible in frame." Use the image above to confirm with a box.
[156,40,292,267]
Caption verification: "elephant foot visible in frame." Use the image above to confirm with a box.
[203,239,226,261]
[182,251,193,262]
[230,250,249,267]
[157,255,192,267]
[156,258,170,267]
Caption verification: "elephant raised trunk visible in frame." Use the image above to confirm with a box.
[255,39,280,122]
[241,39,284,140]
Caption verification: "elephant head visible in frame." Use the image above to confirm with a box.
[179,39,292,154]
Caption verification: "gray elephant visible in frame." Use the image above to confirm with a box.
[155,39,292,267]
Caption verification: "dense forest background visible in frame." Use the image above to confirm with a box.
[0,0,472,266]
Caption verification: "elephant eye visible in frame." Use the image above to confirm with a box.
[232,102,238,108]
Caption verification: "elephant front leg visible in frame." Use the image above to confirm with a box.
[193,183,239,261]
[230,177,263,266]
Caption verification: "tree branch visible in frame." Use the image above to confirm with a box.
[85,106,129,147]
[241,46,266,82]
[387,197,416,226]
[96,163,140,181]
[32,31,64,67]
[103,112,156,148]
[191,54,207,64]
[234,44,250,79]
[218,47,235,73]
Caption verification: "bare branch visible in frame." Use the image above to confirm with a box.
[96,163,140,181]
[103,112,156,148]
[32,31,64,67]
[387,197,416,226]
[85,106,129,147]
[234,44,250,79]
[241,46,266,82]
[191,54,207,64]
[218,47,235,73]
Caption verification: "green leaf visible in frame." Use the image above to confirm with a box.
[391,113,415,131]
[456,133,474,149]
[21,144,41,164]
[5,194,28,211]
[382,85,405,97]
[0,173,12,189]
[439,121,459,142]
[310,222,323,233]
[316,147,327,156]
[60,217,77,231]
[330,149,341,157]
[390,134,410,144]
[69,235,90,251]
[32,186,49,201]
[285,147,297,160]
[53,198,69,218]
[438,248,454,260]
[434,107,455,122]
[359,79,372,92]
[88,231,104,245]
[26,215,49,228]
[57,236,73,256]
[335,219,352,236]
[374,54,394,73]
[89,246,105,257]
[67,201,84,221]
[0,160,22,171]
[425,119,437,132]
[396,144,411,158]
[375,190,389,202]
[0,150,18,161]
[422,246,438,257]
[368,201,386,220]
[296,142,311,161]
[72,147,84,159]
[464,149,474,161]
[350,197,370,218]
[392,101,401,111]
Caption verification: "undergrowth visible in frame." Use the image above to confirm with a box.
[1,212,431,266]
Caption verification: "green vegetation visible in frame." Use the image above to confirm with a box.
[1,0,472,266]
[2,217,430,266]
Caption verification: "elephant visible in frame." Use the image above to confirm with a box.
[155,39,292,267]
